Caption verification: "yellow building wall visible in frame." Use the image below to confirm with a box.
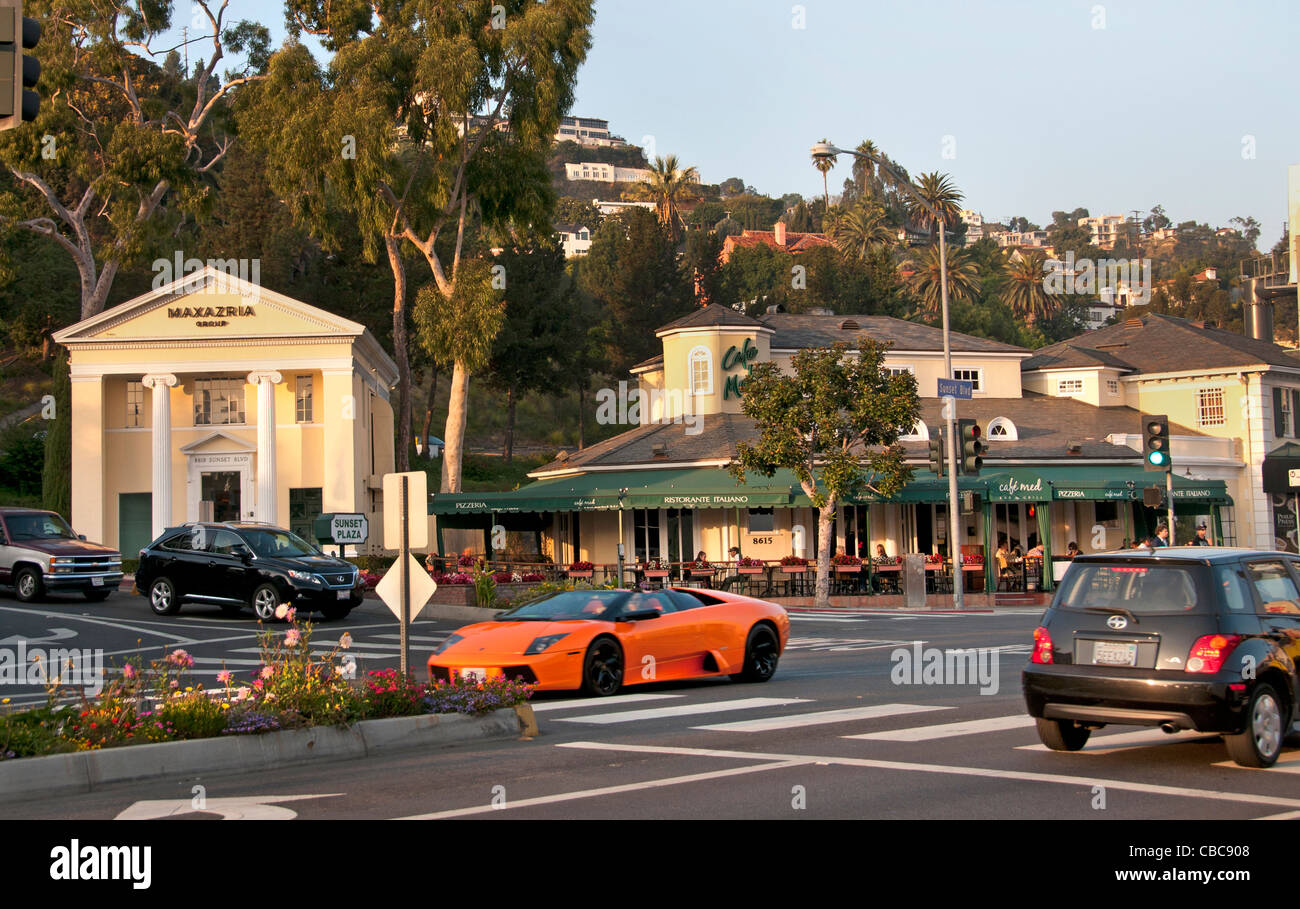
[659,329,770,416]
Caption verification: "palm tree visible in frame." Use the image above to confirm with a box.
[642,154,699,243]
[812,138,836,210]
[901,245,980,318]
[827,203,895,261]
[1002,249,1056,324]
[851,140,880,196]
[908,171,964,244]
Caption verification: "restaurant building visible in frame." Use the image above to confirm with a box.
[53,266,399,556]
[431,306,1241,591]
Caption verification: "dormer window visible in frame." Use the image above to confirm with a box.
[899,422,930,442]
[986,417,1018,440]
[839,319,860,330]
[688,346,713,396]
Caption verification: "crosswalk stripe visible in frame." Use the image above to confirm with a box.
[1016,727,1220,754]
[692,703,951,733]
[846,714,1036,742]
[531,693,685,713]
[787,616,867,623]
[373,634,448,643]
[553,697,811,725]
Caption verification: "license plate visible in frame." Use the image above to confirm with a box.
[1094,641,1137,666]
[459,667,487,682]
[336,590,349,600]
[91,576,103,587]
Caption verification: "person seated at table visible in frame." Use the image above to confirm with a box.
[1066,541,1080,559]
[692,550,713,588]
[720,546,744,591]
[873,543,892,564]
[1026,541,1044,559]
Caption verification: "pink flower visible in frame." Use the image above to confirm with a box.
[169,680,179,689]
[122,664,135,680]
[285,607,296,623]
[284,629,301,647]
[339,633,353,650]
[260,666,274,679]
[167,649,194,668]
[216,670,232,684]
[274,605,289,620]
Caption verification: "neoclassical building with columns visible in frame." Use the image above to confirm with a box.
[53,266,398,556]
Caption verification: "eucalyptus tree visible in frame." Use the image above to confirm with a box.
[0,0,270,319]
[243,0,593,486]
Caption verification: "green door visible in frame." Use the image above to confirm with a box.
[119,493,152,557]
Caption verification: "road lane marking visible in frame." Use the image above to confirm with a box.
[693,703,952,733]
[395,760,806,819]
[116,793,343,820]
[556,741,1300,812]
[847,714,1036,742]
[552,697,812,724]
[0,607,199,644]
[531,693,685,712]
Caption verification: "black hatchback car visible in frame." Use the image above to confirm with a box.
[136,523,364,621]
[1023,548,1300,768]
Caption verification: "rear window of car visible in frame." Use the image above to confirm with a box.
[1053,562,1203,613]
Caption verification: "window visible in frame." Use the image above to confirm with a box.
[289,487,323,542]
[1274,388,1300,439]
[748,508,775,533]
[1094,501,1118,523]
[1246,561,1300,612]
[952,368,982,392]
[985,417,1017,440]
[1057,379,1084,394]
[295,375,314,423]
[193,379,245,425]
[633,508,660,562]
[688,346,713,396]
[1197,387,1225,426]
[886,365,914,377]
[1106,379,1120,396]
[126,381,144,427]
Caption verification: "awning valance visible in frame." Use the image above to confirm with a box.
[984,467,1231,505]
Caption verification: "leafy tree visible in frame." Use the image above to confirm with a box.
[729,340,920,609]
[1001,249,1056,324]
[901,245,980,318]
[554,197,603,231]
[41,350,70,517]
[1230,216,1261,248]
[1143,204,1171,234]
[719,177,745,197]
[682,230,724,305]
[684,200,726,229]
[727,193,783,231]
[718,242,791,313]
[578,208,692,377]
[0,0,269,319]
[483,241,574,462]
[786,201,814,233]
[1007,216,1038,233]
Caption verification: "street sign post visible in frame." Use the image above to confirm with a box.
[376,553,437,625]
[380,471,431,674]
[330,513,368,545]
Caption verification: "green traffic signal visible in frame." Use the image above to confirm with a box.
[1143,414,1171,472]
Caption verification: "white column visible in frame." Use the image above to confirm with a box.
[248,370,283,525]
[142,373,178,538]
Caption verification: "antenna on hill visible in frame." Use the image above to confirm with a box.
[181,26,189,73]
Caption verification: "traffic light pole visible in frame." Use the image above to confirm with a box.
[1165,467,1175,545]
[939,227,963,610]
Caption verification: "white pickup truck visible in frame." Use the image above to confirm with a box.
[0,507,123,602]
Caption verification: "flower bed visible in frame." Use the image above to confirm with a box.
[0,612,534,763]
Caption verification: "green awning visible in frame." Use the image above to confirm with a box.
[429,468,795,515]
[984,467,1231,505]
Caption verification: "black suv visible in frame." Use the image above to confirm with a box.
[136,523,364,621]
[1023,548,1300,768]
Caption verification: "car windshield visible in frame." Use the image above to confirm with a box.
[1054,562,1203,613]
[497,589,635,621]
[6,513,77,541]
[241,529,319,558]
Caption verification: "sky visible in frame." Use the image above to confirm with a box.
[171,0,1296,246]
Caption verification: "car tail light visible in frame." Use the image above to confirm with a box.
[1185,634,1243,673]
[1031,626,1054,664]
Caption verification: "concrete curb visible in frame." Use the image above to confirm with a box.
[0,707,525,804]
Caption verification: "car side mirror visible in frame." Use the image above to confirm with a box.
[78,534,87,541]
[232,544,253,563]
[620,607,661,622]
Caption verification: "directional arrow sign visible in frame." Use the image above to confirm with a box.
[0,627,77,645]
[376,553,437,623]
[115,793,343,820]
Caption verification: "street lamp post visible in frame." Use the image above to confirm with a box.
[810,141,963,609]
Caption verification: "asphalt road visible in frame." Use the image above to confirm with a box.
[3,595,1298,823]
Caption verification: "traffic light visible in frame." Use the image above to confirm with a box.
[0,1,40,132]
[957,418,985,475]
[927,429,945,478]
[1143,415,1171,472]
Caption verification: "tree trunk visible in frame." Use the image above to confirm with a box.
[504,384,516,464]
[814,501,836,610]
[421,365,438,456]
[441,362,470,493]
[385,236,411,472]
[577,381,586,449]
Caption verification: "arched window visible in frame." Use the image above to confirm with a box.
[688,346,713,396]
[986,417,1018,440]
[898,422,929,442]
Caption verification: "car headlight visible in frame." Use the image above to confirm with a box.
[524,633,569,655]
[287,570,319,584]
[433,633,463,655]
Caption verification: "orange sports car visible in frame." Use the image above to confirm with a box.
[427,587,790,696]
